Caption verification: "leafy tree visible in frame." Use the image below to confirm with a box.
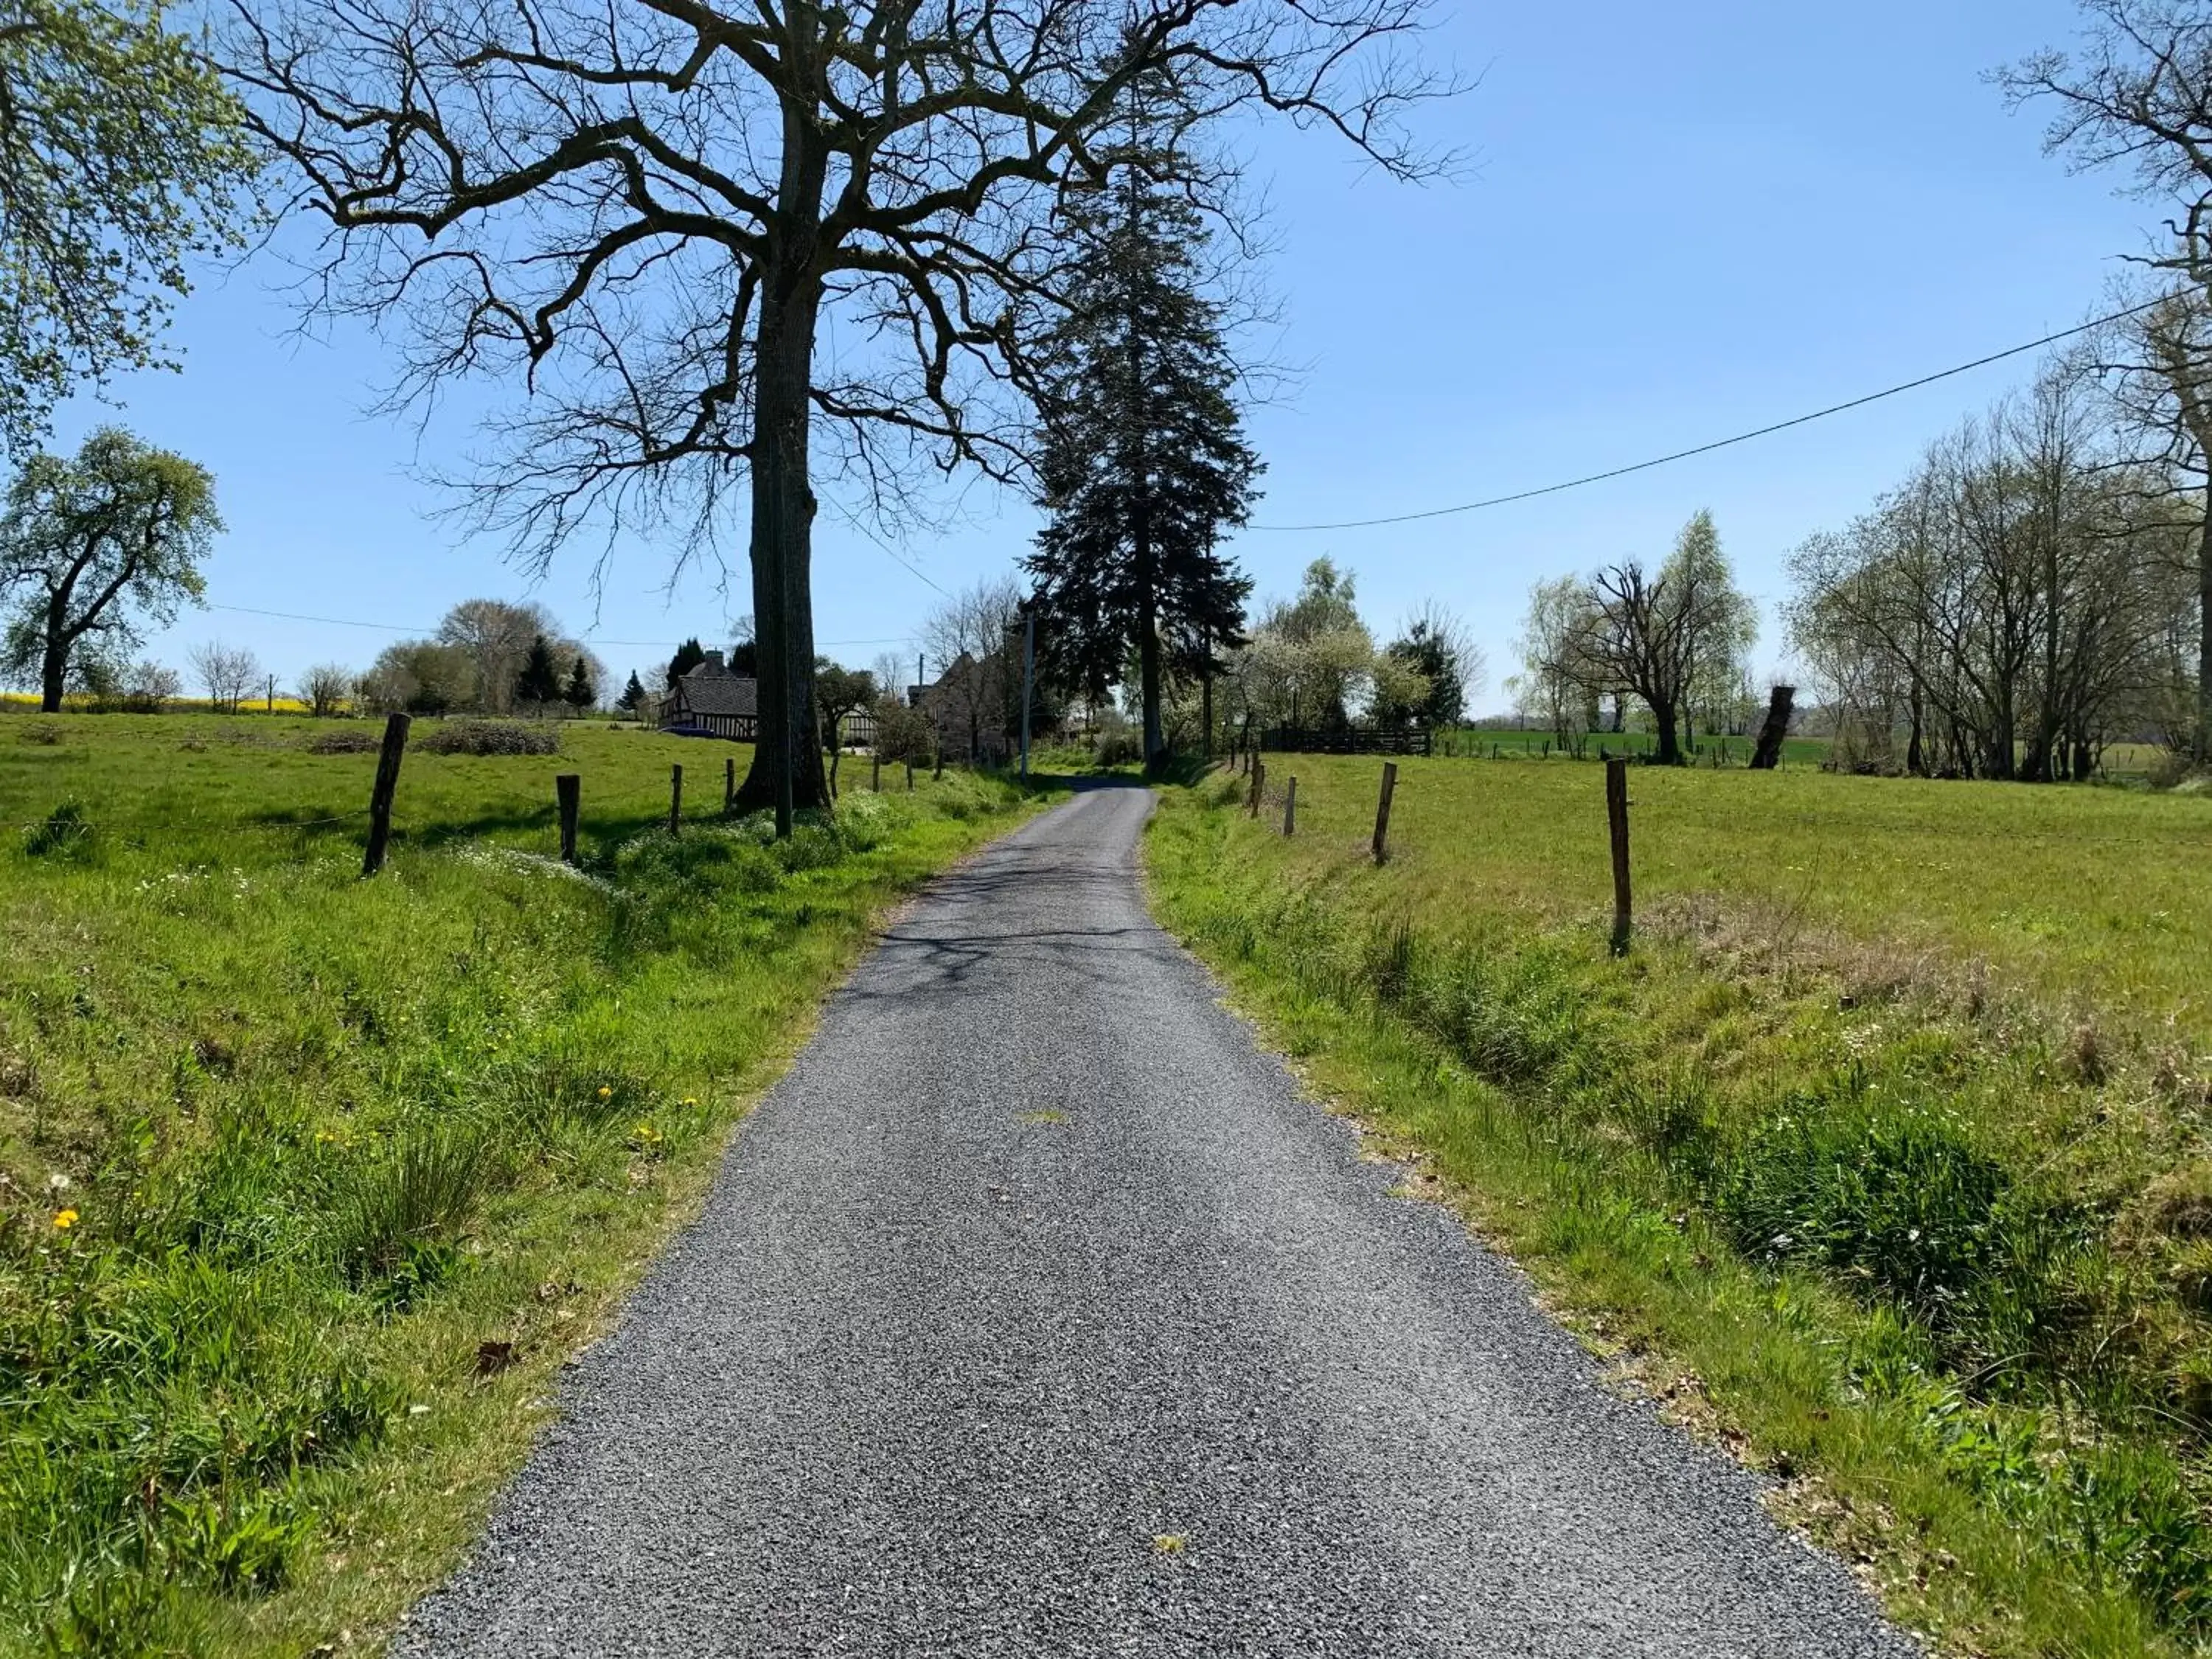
[515,633,563,707]
[437,597,559,714]
[563,655,594,712]
[360,639,471,714]
[814,661,877,793]
[616,669,645,713]
[0,426,216,709]
[1378,600,1481,728]
[1023,62,1259,764]
[229,0,1450,824]
[0,0,257,453]
[1566,511,1753,765]
[665,638,706,692]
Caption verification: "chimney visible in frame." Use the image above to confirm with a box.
[701,649,726,673]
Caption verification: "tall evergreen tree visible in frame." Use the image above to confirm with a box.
[515,633,562,706]
[1023,64,1260,764]
[616,669,646,713]
[564,655,595,712]
[666,637,706,690]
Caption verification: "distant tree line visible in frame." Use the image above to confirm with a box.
[1788,355,2200,779]
[358,599,605,717]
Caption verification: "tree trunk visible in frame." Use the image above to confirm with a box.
[2199,503,2212,764]
[38,641,66,712]
[734,179,831,828]
[1652,700,1682,765]
[1748,685,1795,771]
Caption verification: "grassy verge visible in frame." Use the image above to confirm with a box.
[1,714,1060,1657]
[1146,756,2212,1658]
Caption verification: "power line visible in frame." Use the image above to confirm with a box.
[204,602,917,651]
[1245,298,2171,533]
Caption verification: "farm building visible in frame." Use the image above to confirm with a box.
[661,650,758,740]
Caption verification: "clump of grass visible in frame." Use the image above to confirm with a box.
[330,1127,497,1302]
[21,801,91,858]
[16,721,60,746]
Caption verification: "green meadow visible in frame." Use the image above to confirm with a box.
[1149,751,2212,1658]
[0,713,1053,1658]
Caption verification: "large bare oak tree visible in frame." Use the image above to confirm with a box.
[224,0,1449,825]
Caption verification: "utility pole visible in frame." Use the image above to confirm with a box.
[1020,610,1036,781]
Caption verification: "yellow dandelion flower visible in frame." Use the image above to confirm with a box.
[596,1086,613,1099]
[679,1097,699,1108]
[52,1208,78,1231]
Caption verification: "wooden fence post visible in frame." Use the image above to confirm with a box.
[1283,776,1297,836]
[1606,757,1632,955]
[1372,761,1397,864]
[1248,758,1265,818]
[669,763,684,834]
[361,712,410,877]
[555,773,580,864]
[725,755,736,811]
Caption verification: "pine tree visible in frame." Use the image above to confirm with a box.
[515,633,562,707]
[616,669,645,712]
[564,655,595,712]
[665,637,706,690]
[1023,63,1259,764]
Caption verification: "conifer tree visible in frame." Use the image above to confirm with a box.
[665,637,706,691]
[564,655,595,712]
[515,633,562,707]
[616,669,645,713]
[1023,63,1260,764]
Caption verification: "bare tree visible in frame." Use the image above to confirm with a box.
[188,639,260,714]
[297,661,352,717]
[223,0,1453,827]
[922,574,1023,761]
[1566,512,1752,765]
[2003,2,2212,758]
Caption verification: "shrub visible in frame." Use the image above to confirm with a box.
[18,720,60,745]
[22,801,92,858]
[306,729,380,755]
[412,718,560,757]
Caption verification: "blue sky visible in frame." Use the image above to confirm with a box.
[46,0,2158,709]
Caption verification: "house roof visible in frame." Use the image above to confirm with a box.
[675,667,757,718]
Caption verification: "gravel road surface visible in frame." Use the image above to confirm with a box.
[399,782,1913,1658]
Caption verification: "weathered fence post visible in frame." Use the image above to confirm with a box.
[1284,776,1297,836]
[555,773,580,865]
[1248,759,1265,818]
[1606,757,1632,955]
[361,712,410,877]
[669,763,684,834]
[1372,761,1397,865]
[725,755,736,811]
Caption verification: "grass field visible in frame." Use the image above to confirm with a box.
[1148,753,2212,1658]
[0,714,1055,1658]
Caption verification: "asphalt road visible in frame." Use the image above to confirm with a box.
[400,782,1913,1658]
